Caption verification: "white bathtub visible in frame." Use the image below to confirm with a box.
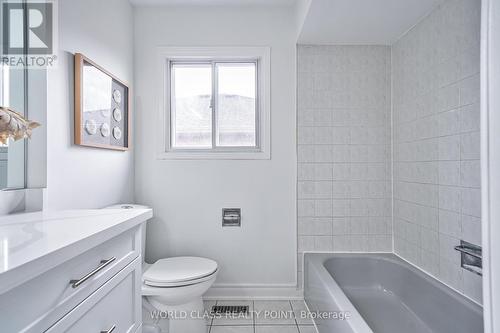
[304,253,483,333]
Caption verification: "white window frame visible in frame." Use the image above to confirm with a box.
[157,46,271,160]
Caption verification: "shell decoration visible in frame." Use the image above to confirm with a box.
[0,106,40,145]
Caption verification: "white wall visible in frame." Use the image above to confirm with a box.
[297,45,392,285]
[294,0,311,39]
[27,69,48,189]
[134,5,297,294]
[481,0,500,327]
[46,0,135,210]
[393,0,482,303]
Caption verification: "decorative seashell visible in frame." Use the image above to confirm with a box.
[0,110,12,131]
[85,119,97,135]
[113,89,122,104]
[100,123,110,137]
[113,108,122,122]
[0,106,40,145]
[112,126,122,140]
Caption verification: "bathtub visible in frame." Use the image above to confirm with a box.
[304,253,483,333]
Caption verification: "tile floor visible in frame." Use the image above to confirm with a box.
[204,300,318,333]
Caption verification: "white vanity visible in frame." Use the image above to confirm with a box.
[0,207,153,333]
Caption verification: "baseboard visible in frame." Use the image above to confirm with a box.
[204,285,303,300]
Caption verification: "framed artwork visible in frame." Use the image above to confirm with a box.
[74,53,130,151]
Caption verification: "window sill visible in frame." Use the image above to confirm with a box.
[156,150,270,160]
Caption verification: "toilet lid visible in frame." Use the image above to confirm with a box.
[143,257,218,285]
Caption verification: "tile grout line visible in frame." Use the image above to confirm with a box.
[290,300,300,333]
[209,300,217,332]
[253,300,256,333]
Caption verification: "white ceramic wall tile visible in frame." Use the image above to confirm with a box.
[461,187,481,217]
[393,0,482,304]
[460,103,481,132]
[460,131,481,160]
[297,45,392,282]
[439,161,461,186]
[438,186,462,213]
[460,160,481,188]
[439,209,462,238]
[297,0,481,306]
[438,135,461,160]
[461,214,482,245]
[463,270,483,304]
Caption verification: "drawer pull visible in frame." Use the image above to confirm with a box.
[70,257,116,288]
[100,325,116,333]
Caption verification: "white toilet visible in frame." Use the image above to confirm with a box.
[142,257,218,332]
[105,204,218,333]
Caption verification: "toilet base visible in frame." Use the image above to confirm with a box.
[147,296,207,333]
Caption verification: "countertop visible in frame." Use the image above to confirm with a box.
[0,208,153,294]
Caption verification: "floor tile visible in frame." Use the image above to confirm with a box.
[210,326,254,333]
[203,299,318,333]
[255,326,299,333]
[291,300,314,325]
[254,300,296,325]
[212,300,254,326]
[204,300,217,326]
[298,326,318,333]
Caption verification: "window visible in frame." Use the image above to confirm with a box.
[171,61,257,149]
[158,47,270,159]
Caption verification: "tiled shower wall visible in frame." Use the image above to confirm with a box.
[297,46,392,283]
[297,0,482,303]
[392,0,482,303]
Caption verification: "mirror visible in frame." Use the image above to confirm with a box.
[0,0,29,191]
[0,63,27,190]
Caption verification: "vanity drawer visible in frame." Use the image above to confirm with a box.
[46,257,141,333]
[0,226,141,333]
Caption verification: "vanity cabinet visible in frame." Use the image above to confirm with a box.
[46,257,141,333]
[0,214,149,333]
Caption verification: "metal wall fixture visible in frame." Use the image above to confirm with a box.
[222,208,241,227]
[454,240,482,276]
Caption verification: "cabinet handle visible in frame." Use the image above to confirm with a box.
[100,325,116,333]
[69,257,116,288]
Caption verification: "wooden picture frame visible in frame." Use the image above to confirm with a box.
[74,53,130,151]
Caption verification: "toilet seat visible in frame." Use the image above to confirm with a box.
[143,256,218,287]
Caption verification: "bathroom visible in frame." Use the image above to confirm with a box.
[0,0,498,332]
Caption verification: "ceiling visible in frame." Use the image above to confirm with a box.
[129,0,296,6]
[298,0,444,45]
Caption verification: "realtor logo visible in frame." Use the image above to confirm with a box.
[1,0,57,67]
